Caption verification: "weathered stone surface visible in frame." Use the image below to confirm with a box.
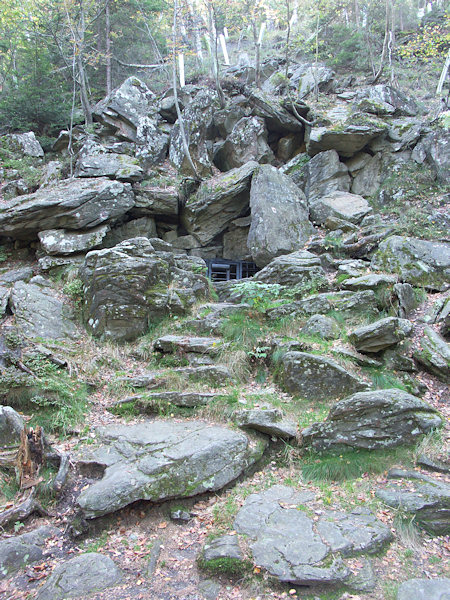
[414,326,450,383]
[75,143,144,181]
[371,236,450,291]
[254,250,326,287]
[376,469,449,535]
[38,225,109,255]
[292,63,335,98]
[350,154,382,197]
[173,365,234,384]
[341,273,398,291]
[214,116,274,171]
[249,89,304,134]
[310,191,371,225]
[223,224,251,261]
[5,131,44,157]
[0,286,9,318]
[234,485,392,586]
[130,391,220,410]
[278,351,366,400]
[300,314,340,339]
[0,405,24,448]
[397,578,450,600]
[355,85,419,117]
[102,217,156,248]
[302,390,442,451]
[234,408,297,439]
[76,421,267,518]
[10,278,78,340]
[280,153,309,191]
[430,294,450,337]
[307,118,386,157]
[421,128,450,183]
[387,118,423,149]
[134,186,179,217]
[0,526,59,579]
[38,255,85,272]
[181,161,257,245]
[202,535,243,563]
[36,553,122,600]
[0,177,134,240]
[306,150,351,202]
[247,165,314,267]
[135,116,170,167]
[80,237,208,342]
[349,317,413,353]
[154,335,222,355]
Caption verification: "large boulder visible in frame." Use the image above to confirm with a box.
[0,526,59,580]
[306,150,351,202]
[291,63,335,98]
[302,389,442,451]
[80,237,209,342]
[134,184,179,218]
[371,236,450,291]
[414,326,450,383]
[397,578,450,600]
[38,225,109,255]
[247,165,314,267]
[349,317,413,353]
[234,485,392,586]
[181,161,257,246]
[0,406,24,448]
[214,116,274,171]
[4,132,44,157]
[102,217,156,248]
[76,420,267,518]
[254,250,326,287]
[75,140,144,181]
[310,191,371,225]
[0,177,134,241]
[420,128,450,183]
[354,85,419,117]
[249,89,304,135]
[278,351,367,400]
[349,153,382,196]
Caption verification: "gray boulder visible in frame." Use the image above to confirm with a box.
[292,63,335,98]
[249,89,304,134]
[354,85,419,117]
[394,283,419,318]
[181,161,257,245]
[421,128,450,183]
[0,177,134,241]
[4,131,44,157]
[280,153,309,191]
[75,142,144,181]
[278,351,366,400]
[349,317,413,353]
[310,191,371,225]
[0,406,24,448]
[397,578,450,600]
[134,185,179,218]
[10,278,78,341]
[350,153,382,197]
[102,217,156,248]
[376,469,449,535]
[341,273,398,291]
[36,553,122,600]
[300,314,340,339]
[38,225,109,255]
[234,408,297,439]
[215,116,274,171]
[0,286,9,319]
[254,250,326,287]
[0,526,59,580]
[201,535,243,563]
[135,116,170,167]
[307,118,386,157]
[306,150,351,202]
[76,420,267,518]
[387,118,423,149]
[371,236,450,291]
[247,165,314,267]
[154,335,222,355]
[414,326,450,383]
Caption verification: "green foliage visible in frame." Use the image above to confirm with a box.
[0,246,8,263]
[364,367,409,392]
[398,14,450,63]
[233,281,282,311]
[63,278,84,306]
[198,555,251,576]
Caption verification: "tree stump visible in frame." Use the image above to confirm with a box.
[16,426,45,489]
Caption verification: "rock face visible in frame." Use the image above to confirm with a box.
[0,406,24,448]
[215,116,274,171]
[376,469,450,535]
[247,165,314,267]
[254,250,326,287]
[349,317,413,353]
[306,150,351,202]
[76,420,266,518]
[0,177,134,240]
[154,335,222,355]
[397,578,450,600]
[421,129,450,183]
[181,161,257,246]
[38,225,109,255]
[0,526,59,580]
[414,326,450,383]
[234,485,392,586]
[75,141,144,181]
[371,236,450,291]
[278,351,366,400]
[355,85,419,117]
[10,278,78,340]
[310,191,371,225]
[80,237,209,342]
[234,408,297,439]
[300,314,340,339]
[5,132,44,157]
[302,390,442,451]
[36,553,122,600]
[307,118,386,157]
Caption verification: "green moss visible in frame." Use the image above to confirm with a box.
[197,556,252,576]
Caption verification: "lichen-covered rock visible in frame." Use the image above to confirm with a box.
[102,217,156,248]
[80,237,208,342]
[75,141,144,181]
[249,89,304,134]
[414,326,450,383]
[280,153,309,191]
[278,351,367,400]
[181,161,257,245]
[350,153,382,196]
[0,526,59,580]
[0,286,9,319]
[247,165,314,267]
[0,406,24,448]
[300,314,340,339]
[291,63,335,98]
[397,578,450,600]
[234,408,297,439]
[310,191,371,225]
[306,150,351,202]
[38,225,109,255]
[154,335,222,355]
[371,236,450,291]
[4,131,44,157]
[214,116,274,171]
[302,389,441,451]
[421,128,450,184]
[0,177,134,241]
[254,250,326,287]
[354,85,419,117]
[76,420,267,518]
[134,185,179,217]
[349,317,413,353]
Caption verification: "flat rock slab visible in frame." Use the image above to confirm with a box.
[135,391,220,408]
[202,535,243,563]
[36,552,122,600]
[174,365,234,384]
[310,191,371,225]
[341,273,398,290]
[302,389,442,451]
[154,335,223,355]
[376,469,450,535]
[234,408,297,439]
[397,578,450,600]
[234,485,392,586]
[254,250,326,287]
[0,526,60,579]
[77,420,266,518]
[349,317,413,353]
[38,226,109,255]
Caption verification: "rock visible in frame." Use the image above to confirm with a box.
[394,283,419,318]
[198,579,222,600]
[75,142,144,181]
[214,116,274,171]
[234,408,297,439]
[0,177,134,241]
[280,153,309,191]
[292,63,335,98]
[347,558,376,592]
[306,150,351,202]
[349,317,413,353]
[169,88,218,177]
[278,351,366,400]
[38,225,109,255]
[154,335,222,355]
[234,485,392,586]
[371,236,450,291]
[80,237,208,342]
[310,191,371,226]
[0,526,59,580]
[36,553,122,600]
[421,128,450,183]
[0,405,24,448]
[40,160,63,187]
[249,89,304,134]
[146,539,163,578]
[134,185,179,218]
[354,85,419,117]
[376,470,450,535]
[429,294,450,336]
[0,286,9,318]
[202,535,243,563]
[181,161,257,245]
[5,131,44,157]
[130,391,220,410]
[10,279,78,340]
[414,326,450,383]
[135,116,170,167]
[247,165,314,267]
[416,455,450,475]
[302,389,442,451]
[93,77,156,141]
[333,346,383,368]
[223,223,251,261]
[76,420,267,518]
[300,314,340,339]
[277,134,300,161]
[38,255,85,272]
[397,578,450,600]
[341,273,397,291]
[254,250,326,287]
[102,217,156,248]
[173,364,234,385]
[307,116,386,157]
[350,153,382,196]
[387,118,423,149]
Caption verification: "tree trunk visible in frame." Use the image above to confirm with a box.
[105,0,112,95]
[17,426,45,489]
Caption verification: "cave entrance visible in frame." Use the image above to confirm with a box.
[205,259,259,282]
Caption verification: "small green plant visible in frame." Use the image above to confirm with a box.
[233,281,282,311]
[197,555,252,576]
[63,278,84,306]
[14,521,25,533]
[0,246,8,263]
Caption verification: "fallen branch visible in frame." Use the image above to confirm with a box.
[0,489,48,529]
[51,453,70,494]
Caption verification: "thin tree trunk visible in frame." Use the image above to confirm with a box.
[371,0,390,84]
[105,0,112,94]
